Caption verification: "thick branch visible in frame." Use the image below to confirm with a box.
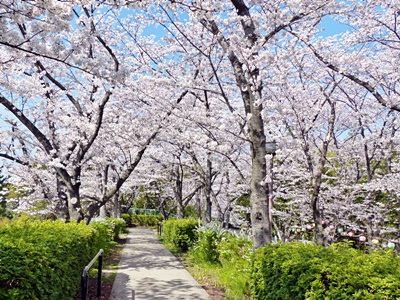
[0,153,29,166]
[104,130,160,201]
[183,184,204,206]
[79,90,112,159]
[0,95,54,154]
[305,41,400,112]
[200,18,251,113]
[34,61,84,115]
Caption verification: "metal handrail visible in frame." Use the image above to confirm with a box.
[81,249,104,300]
[158,221,163,236]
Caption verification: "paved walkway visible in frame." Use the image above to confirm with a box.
[109,227,212,300]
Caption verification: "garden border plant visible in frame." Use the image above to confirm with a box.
[0,216,127,300]
[162,218,199,252]
[251,241,400,300]
[160,219,252,299]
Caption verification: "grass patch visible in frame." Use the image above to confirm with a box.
[184,255,251,299]
[160,224,251,300]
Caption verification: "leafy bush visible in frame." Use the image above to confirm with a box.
[89,219,113,252]
[186,226,252,299]
[89,217,125,242]
[189,222,228,264]
[162,218,199,251]
[131,214,163,227]
[251,242,400,300]
[121,213,132,227]
[217,233,252,267]
[0,217,101,300]
[216,234,252,298]
[107,217,126,240]
[184,205,197,218]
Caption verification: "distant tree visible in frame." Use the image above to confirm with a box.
[0,167,9,217]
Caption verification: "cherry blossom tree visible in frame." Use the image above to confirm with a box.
[0,2,173,222]
[1,0,399,250]
[145,0,340,247]
[284,0,400,243]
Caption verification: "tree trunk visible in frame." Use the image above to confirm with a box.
[249,105,271,248]
[173,165,184,219]
[196,190,201,223]
[67,188,83,222]
[112,192,121,218]
[203,92,213,224]
[199,1,272,247]
[99,205,107,218]
[311,189,325,245]
[223,207,232,228]
[203,195,212,223]
[55,177,70,221]
[177,202,184,219]
[203,158,212,223]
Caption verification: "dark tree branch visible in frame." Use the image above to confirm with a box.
[0,153,29,166]
[34,60,84,115]
[295,34,400,112]
[0,95,54,154]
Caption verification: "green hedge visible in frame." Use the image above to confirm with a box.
[131,214,163,227]
[121,213,132,227]
[162,218,198,251]
[251,242,400,300]
[107,217,126,240]
[89,217,126,242]
[0,217,101,300]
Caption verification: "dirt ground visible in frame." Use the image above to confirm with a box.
[74,237,126,300]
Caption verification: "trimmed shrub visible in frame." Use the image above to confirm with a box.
[131,214,163,227]
[162,218,198,251]
[89,217,125,242]
[0,217,101,300]
[107,217,126,240]
[121,213,132,227]
[251,242,400,300]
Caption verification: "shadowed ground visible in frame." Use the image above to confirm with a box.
[109,227,212,300]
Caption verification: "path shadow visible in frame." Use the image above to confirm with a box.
[117,229,185,271]
[134,277,209,300]
[109,272,130,300]
[110,227,211,300]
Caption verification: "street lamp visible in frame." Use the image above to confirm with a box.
[265,141,277,235]
[265,141,278,155]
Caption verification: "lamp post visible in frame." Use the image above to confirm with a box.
[265,141,277,232]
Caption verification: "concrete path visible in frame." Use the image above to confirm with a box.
[109,227,212,300]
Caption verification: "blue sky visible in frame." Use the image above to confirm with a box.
[319,16,352,37]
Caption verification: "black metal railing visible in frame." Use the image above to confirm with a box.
[158,221,163,236]
[81,249,104,300]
